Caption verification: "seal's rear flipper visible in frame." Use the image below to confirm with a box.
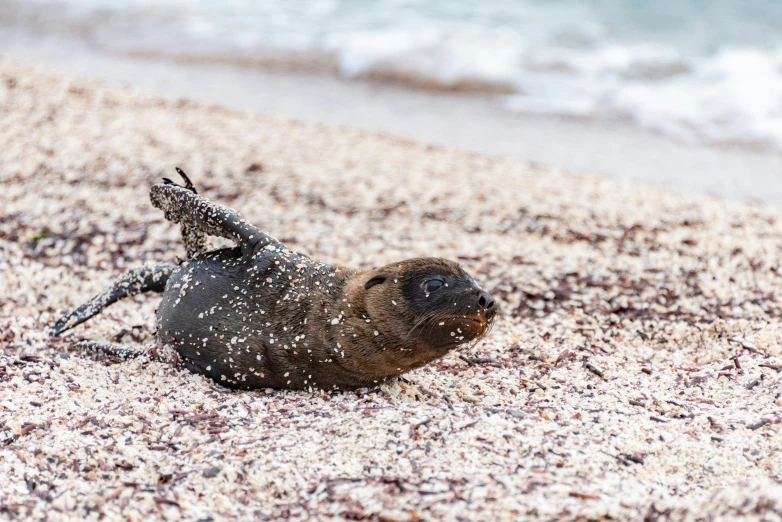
[151,168,284,256]
[74,341,182,365]
[50,263,175,336]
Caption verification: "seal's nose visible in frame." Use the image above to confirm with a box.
[477,290,496,316]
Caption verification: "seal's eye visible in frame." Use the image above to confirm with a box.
[423,278,445,293]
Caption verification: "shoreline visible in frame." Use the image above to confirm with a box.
[1,28,782,206]
[1,59,781,520]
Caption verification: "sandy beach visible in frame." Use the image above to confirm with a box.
[1,59,781,520]
[3,29,782,207]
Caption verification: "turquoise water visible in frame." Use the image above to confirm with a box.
[3,0,782,147]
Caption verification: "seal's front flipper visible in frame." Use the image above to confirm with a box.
[75,341,182,365]
[163,168,209,259]
[151,168,283,256]
[50,263,175,336]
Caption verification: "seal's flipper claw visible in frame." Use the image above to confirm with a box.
[50,322,69,337]
[162,177,176,185]
[174,167,197,193]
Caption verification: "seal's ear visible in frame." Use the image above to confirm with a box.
[364,274,387,290]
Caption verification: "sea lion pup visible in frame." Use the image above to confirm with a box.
[50,169,497,390]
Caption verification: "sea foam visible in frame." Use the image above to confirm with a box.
[4,0,782,148]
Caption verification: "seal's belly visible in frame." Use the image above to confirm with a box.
[156,248,282,389]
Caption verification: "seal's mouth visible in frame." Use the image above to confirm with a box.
[418,315,489,346]
[447,317,487,332]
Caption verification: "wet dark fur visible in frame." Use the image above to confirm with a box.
[52,172,497,390]
[159,251,495,390]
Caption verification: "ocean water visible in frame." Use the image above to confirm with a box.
[3,0,782,148]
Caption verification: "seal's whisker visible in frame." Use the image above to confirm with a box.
[405,309,441,340]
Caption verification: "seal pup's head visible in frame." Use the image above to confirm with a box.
[347,257,497,374]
